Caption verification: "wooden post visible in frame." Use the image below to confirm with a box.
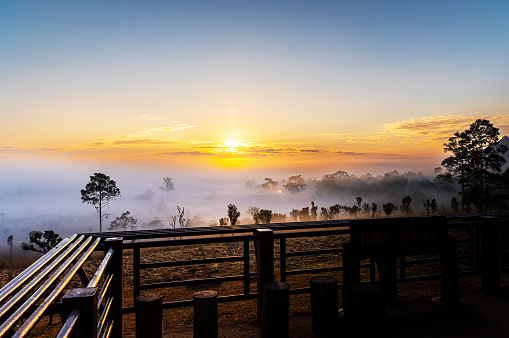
[133,246,141,300]
[62,287,98,338]
[256,229,274,321]
[261,282,289,338]
[342,241,360,317]
[474,223,482,273]
[105,237,124,338]
[376,253,397,305]
[310,276,338,334]
[135,293,162,338]
[354,282,386,338]
[481,217,501,295]
[441,235,459,304]
[193,290,218,338]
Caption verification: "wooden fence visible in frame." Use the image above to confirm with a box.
[0,213,507,337]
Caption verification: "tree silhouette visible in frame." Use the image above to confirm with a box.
[7,235,13,258]
[400,196,412,214]
[109,211,137,231]
[21,230,62,254]
[261,178,278,190]
[283,175,306,193]
[450,197,459,213]
[439,119,507,211]
[310,201,318,220]
[255,209,272,224]
[289,209,300,222]
[176,206,189,228]
[227,204,241,226]
[81,173,121,232]
[159,177,174,202]
[371,203,378,218]
[382,203,397,217]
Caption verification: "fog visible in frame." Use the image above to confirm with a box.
[0,158,457,252]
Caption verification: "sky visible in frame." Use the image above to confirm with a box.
[2,1,509,174]
[1,2,509,233]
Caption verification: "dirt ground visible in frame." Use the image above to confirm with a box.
[159,287,509,338]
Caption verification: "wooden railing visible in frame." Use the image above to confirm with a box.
[0,212,507,337]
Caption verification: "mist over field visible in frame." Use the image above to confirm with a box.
[0,156,462,253]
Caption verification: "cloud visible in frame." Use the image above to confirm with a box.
[0,146,38,154]
[384,114,509,140]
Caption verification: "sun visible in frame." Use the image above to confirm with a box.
[226,140,238,152]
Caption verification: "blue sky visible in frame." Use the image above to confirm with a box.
[1,1,509,173]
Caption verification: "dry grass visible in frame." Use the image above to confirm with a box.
[0,225,504,337]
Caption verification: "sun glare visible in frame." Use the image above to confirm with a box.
[226,140,238,152]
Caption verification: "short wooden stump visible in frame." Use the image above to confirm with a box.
[193,290,218,338]
[261,282,290,338]
[354,282,386,337]
[310,276,339,334]
[135,293,162,338]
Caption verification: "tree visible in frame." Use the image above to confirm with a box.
[320,207,330,220]
[371,202,378,218]
[423,198,438,214]
[400,196,412,215]
[176,206,189,228]
[7,235,13,257]
[289,209,300,222]
[255,209,272,224]
[299,207,310,221]
[143,219,164,229]
[310,201,318,221]
[450,197,460,213]
[246,206,260,217]
[272,213,286,223]
[261,178,278,190]
[329,204,341,219]
[219,217,229,226]
[21,230,62,254]
[159,177,174,202]
[109,211,137,231]
[382,203,397,217]
[439,119,507,211]
[283,175,306,193]
[362,203,371,215]
[81,173,121,232]
[355,197,363,209]
[227,204,241,226]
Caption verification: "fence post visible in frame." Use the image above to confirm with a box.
[256,229,274,321]
[474,222,482,272]
[136,293,162,338]
[441,235,459,304]
[193,290,218,338]
[261,282,289,338]
[310,276,338,334]
[104,237,124,337]
[62,287,98,338]
[354,282,386,338]
[481,216,501,295]
[342,241,360,317]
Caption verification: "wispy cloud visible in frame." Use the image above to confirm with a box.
[322,114,509,149]
[384,114,509,141]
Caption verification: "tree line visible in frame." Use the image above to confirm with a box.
[10,118,509,254]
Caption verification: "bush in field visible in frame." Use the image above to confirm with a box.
[227,204,241,226]
[382,203,398,217]
[109,211,137,231]
[21,230,62,254]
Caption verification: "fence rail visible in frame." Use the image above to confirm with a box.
[0,212,508,337]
